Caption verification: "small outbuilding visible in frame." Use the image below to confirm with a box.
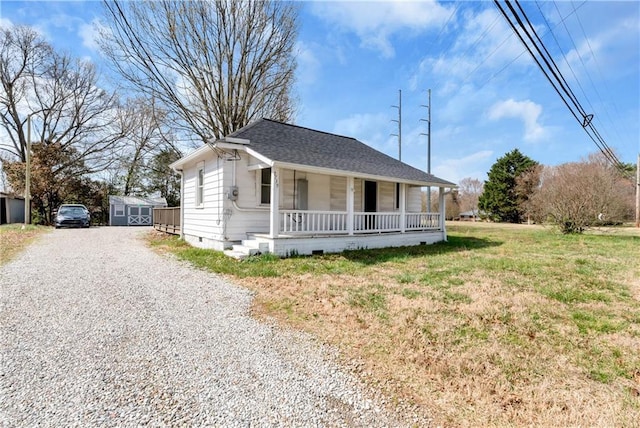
[457,209,482,221]
[0,193,25,225]
[108,195,167,226]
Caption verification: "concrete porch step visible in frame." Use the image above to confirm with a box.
[241,239,261,249]
[223,242,262,260]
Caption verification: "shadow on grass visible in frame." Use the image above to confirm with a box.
[340,235,502,265]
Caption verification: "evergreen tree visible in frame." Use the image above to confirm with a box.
[479,149,538,223]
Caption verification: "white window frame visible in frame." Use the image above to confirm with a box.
[259,167,272,205]
[196,161,204,208]
[114,204,125,217]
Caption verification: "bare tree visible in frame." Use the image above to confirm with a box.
[529,153,634,233]
[457,177,484,214]
[0,25,123,173]
[113,97,176,196]
[99,0,298,144]
[0,25,52,162]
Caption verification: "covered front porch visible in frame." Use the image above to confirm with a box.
[226,167,449,257]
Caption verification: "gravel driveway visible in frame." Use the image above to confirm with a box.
[1,227,427,427]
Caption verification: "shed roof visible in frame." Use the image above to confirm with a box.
[108,195,167,206]
[228,119,455,187]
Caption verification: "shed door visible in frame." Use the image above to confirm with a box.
[128,206,152,226]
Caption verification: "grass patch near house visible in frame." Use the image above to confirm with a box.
[147,224,640,427]
[0,224,49,265]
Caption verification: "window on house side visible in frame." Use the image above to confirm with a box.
[196,166,204,207]
[261,168,271,204]
[114,205,125,216]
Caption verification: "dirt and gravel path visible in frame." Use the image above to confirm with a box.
[0,226,427,427]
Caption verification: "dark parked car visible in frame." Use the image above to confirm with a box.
[54,204,90,228]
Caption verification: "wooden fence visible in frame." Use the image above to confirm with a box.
[153,207,180,235]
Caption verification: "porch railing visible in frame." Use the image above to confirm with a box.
[282,210,347,234]
[406,212,440,230]
[280,210,440,235]
[153,206,181,235]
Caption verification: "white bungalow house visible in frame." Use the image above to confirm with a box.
[169,119,456,257]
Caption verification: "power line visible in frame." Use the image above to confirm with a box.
[493,0,627,174]
[566,0,632,147]
[471,1,587,91]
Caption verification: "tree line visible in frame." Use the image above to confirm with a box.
[436,149,636,233]
[1,1,635,232]
[1,0,298,224]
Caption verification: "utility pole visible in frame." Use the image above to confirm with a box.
[391,89,402,161]
[23,115,32,227]
[420,89,432,212]
[636,153,640,227]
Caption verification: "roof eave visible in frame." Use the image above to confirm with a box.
[169,144,213,171]
[271,161,455,187]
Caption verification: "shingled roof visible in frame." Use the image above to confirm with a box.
[229,119,455,187]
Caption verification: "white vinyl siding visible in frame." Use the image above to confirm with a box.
[281,169,295,209]
[379,181,395,211]
[354,178,363,212]
[182,157,224,241]
[407,186,423,212]
[330,176,346,211]
[196,162,204,208]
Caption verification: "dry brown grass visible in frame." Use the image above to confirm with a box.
[0,224,49,265]
[149,223,640,427]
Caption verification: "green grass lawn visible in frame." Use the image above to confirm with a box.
[148,223,640,427]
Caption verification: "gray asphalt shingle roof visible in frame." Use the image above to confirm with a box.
[230,119,455,187]
[108,195,168,206]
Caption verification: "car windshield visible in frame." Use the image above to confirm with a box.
[59,207,86,216]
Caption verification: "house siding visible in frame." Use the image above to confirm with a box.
[379,181,395,211]
[407,187,423,212]
[182,157,225,242]
[224,154,270,241]
[354,178,363,212]
[330,176,346,211]
[110,204,127,226]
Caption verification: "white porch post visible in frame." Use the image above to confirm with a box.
[346,176,354,235]
[439,186,447,240]
[269,167,280,238]
[399,183,406,232]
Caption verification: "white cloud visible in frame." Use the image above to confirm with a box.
[78,19,104,52]
[410,6,532,96]
[295,40,321,85]
[0,18,14,28]
[488,99,545,142]
[433,150,493,184]
[333,112,398,155]
[310,0,453,58]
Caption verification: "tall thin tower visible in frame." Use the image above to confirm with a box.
[421,89,432,212]
[391,90,402,161]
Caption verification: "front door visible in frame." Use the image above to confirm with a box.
[364,180,377,230]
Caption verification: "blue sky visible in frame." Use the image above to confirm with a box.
[1,1,638,184]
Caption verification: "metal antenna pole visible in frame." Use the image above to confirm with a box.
[420,89,432,212]
[636,153,640,227]
[391,89,402,161]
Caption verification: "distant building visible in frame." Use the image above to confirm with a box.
[0,193,25,225]
[108,195,167,226]
[457,209,482,221]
